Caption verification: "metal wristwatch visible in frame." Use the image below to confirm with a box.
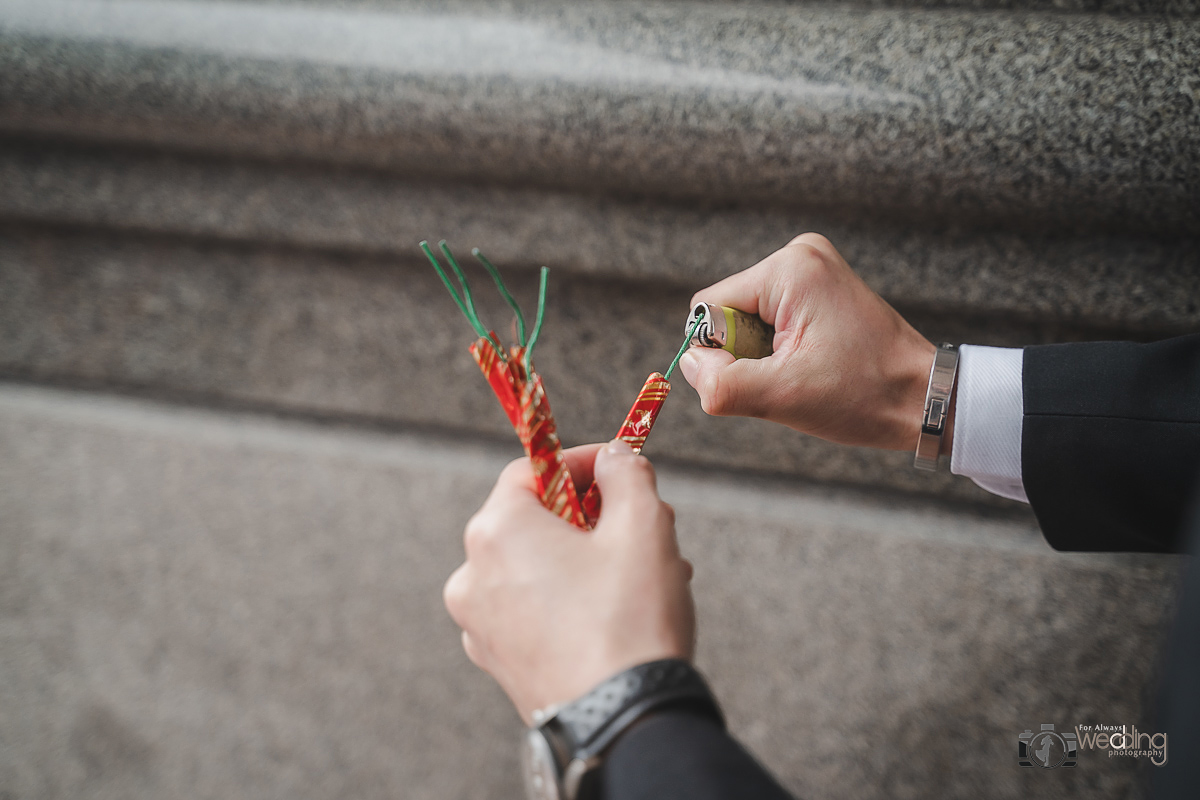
[521,659,724,800]
[914,343,959,471]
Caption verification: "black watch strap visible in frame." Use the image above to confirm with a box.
[548,658,724,761]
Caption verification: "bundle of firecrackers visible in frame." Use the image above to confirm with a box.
[421,241,768,530]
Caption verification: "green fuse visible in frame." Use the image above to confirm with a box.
[686,302,774,359]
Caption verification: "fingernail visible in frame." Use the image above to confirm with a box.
[678,351,699,385]
[606,438,634,455]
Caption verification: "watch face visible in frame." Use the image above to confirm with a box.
[521,729,562,800]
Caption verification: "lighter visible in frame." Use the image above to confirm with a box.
[686,302,774,359]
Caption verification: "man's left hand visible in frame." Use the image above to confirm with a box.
[443,440,695,724]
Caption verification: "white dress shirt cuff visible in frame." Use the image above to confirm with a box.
[950,345,1028,503]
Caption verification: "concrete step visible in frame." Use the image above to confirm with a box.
[2,0,1198,235]
[2,141,1197,331]
[823,0,1198,11]
[0,222,1082,508]
[1,0,1197,505]
[0,382,1179,799]
[1,1,1194,796]
[1,141,1196,503]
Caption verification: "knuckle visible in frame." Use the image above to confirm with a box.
[624,455,659,488]
[787,231,834,254]
[442,569,470,623]
[701,392,724,415]
[783,238,834,278]
[701,370,738,416]
[698,369,723,414]
[793,244,830,272]
[463,513,499,557]
[500,457,531,481]
[628,454,657,478]
[461,631,487,670]
[657,508,678,537]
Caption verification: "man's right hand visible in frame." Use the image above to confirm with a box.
[678,233,937,452]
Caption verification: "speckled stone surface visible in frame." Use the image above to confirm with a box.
[1,0,1198,235]
[211,0,1200,17]
[0,0,1196,796]
[2,142,1198,330]
[0,223,1092,507]
[785,0,1200,12]
[0,384,1181,799]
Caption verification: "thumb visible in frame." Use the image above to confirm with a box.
[592,439,662,531]
[678,347,773,418]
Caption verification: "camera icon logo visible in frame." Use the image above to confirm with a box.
[1019,724,1078,768]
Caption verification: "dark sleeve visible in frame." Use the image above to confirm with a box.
[1022,333,1200,553]
[1152,484,1200,799]
[602,710,795,800]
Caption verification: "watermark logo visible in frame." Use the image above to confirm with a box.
[1018,724,1078,768]
[1018,723,1168,768]
[1075,724,1167,767]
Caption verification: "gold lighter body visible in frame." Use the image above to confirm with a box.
[686,302,774,359]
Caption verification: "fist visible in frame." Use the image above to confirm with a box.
[679,233,935,451]
[443,441,695,723]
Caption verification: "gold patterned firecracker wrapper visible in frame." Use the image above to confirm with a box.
[516,373,587,528]
[580,372,671,526]
[469,336,588,529]
[469,334,522,430]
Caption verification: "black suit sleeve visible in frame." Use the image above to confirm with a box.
[1022,333,1200,553]
[602,710,795,800]
[1152,486,1200,799]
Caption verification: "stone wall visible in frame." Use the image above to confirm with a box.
[0,1,1195,798]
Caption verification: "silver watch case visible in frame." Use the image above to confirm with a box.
[914,342,959,471]
[521,724,599,800]
[521,726,562,800]
[519,660,724,800]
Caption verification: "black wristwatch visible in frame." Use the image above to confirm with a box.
[520,659,725,800]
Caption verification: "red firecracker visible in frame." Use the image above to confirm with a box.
[424,240,687,532]
[580,372,671,526]
[470,335,587,529]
